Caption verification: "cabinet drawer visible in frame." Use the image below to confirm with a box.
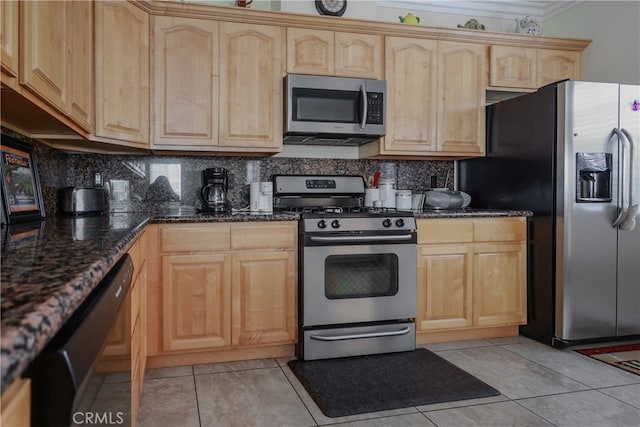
[160,224,230,252]
[417,219,474,244]
[473,218,526,242]
[231,223,296,250]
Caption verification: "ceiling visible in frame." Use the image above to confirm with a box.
[377,1,587,21]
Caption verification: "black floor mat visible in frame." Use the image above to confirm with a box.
[288,348,500,418]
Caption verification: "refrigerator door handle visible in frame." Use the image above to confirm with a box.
[612,128,630,228]
[620,128,638,230]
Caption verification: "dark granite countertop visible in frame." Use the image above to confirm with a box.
[1,213,149,392]
[0,207,528,392]
[415,208,532,218]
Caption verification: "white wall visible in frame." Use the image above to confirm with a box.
[275,0,639,85]
[544,1,640,85]
[279,0,519,32]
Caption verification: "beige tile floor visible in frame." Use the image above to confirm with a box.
[137,336,640,427]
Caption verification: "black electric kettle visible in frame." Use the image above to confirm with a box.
[201,168,231,214]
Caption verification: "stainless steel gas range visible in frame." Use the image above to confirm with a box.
[273,175,417,361]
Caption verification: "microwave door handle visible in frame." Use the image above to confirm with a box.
[359,84,367,130]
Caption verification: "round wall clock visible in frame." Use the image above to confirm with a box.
[315,0,347,17]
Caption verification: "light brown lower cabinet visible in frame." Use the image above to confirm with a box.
[416,217,527,344]
[98,229,149,427]
[0,377,30,427]
[150,222,297,366]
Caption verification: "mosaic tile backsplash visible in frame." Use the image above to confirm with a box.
[2,128,453,216]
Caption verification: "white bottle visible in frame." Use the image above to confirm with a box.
[378,179,396,208]
[396,190,412,211]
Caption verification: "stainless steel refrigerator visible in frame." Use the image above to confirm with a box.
[459,81,640,347]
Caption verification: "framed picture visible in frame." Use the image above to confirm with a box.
[0,137,45,223]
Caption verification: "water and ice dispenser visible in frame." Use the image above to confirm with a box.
[576,153,612,202]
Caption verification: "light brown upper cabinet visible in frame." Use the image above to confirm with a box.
[287,28,383,79]
[489,45,537,89]
[383,37,438,153]
[537,49,581,87]
[381,39,486,157]
[68,1,93,131]
[19,1,92,131]
[218,23,284,151]
[20,1,68,113]
[95,1,149,146]
[286,28,334,75]
[151,17,219,149]
[489,46,581,90]
[1,0,19,85]
[438,42,486,155]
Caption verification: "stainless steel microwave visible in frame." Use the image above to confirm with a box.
[284,74,386,146]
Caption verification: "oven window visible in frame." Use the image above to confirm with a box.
[293,88,359,123]
[324,253,399,299]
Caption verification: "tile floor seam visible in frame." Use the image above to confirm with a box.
[193,366,277,376]
[593,387,640,410]
[277,364,320,427]
[416,398,511,414]
[510,397,560,427]
[496,344,600,392]
[192,368,203,427]
[510,388,607,403]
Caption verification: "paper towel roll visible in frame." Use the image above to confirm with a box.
[250,182,260,214]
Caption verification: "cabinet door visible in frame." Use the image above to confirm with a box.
[68,1,93,131]
[162,254,231,351]
[334,32,382,79]
[104,288,132,357]
[417,244,473,331]
[231,251,296,346]
[489,46,537,89]
[1,0,19,79]
[152,17,219,148]
[219,23,283,150]
[473,243,527,327]
[537,49,581,87]
[95,1,149,144]
[437,41,486,155]
[20,1,68,112]
[286,28,333,75]
[384,37,438,153]
[0,378,30,427]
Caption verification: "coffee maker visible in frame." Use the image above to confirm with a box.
[201,168,231,214]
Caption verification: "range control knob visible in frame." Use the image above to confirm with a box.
[382,218,392,228]
[395,218,405,228]
[317,219,327,229]
[331,219,341,229]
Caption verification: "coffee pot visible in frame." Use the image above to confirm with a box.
[201,168,231,214]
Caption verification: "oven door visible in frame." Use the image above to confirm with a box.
[302,236,416,327]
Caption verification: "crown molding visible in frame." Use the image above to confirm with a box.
[377,1,586,21]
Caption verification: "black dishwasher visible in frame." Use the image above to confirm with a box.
[25,254,134,427]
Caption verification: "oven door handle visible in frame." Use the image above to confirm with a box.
[309,326,412,341]
[309,234,414,243]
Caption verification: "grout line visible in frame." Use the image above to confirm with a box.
[494,343,599,391]
[192,367,203,427]
[278,363,320,426]
[593,387,640,410]
[511,399,559,427]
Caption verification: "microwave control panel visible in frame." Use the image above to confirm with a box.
[366,92,384,124]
